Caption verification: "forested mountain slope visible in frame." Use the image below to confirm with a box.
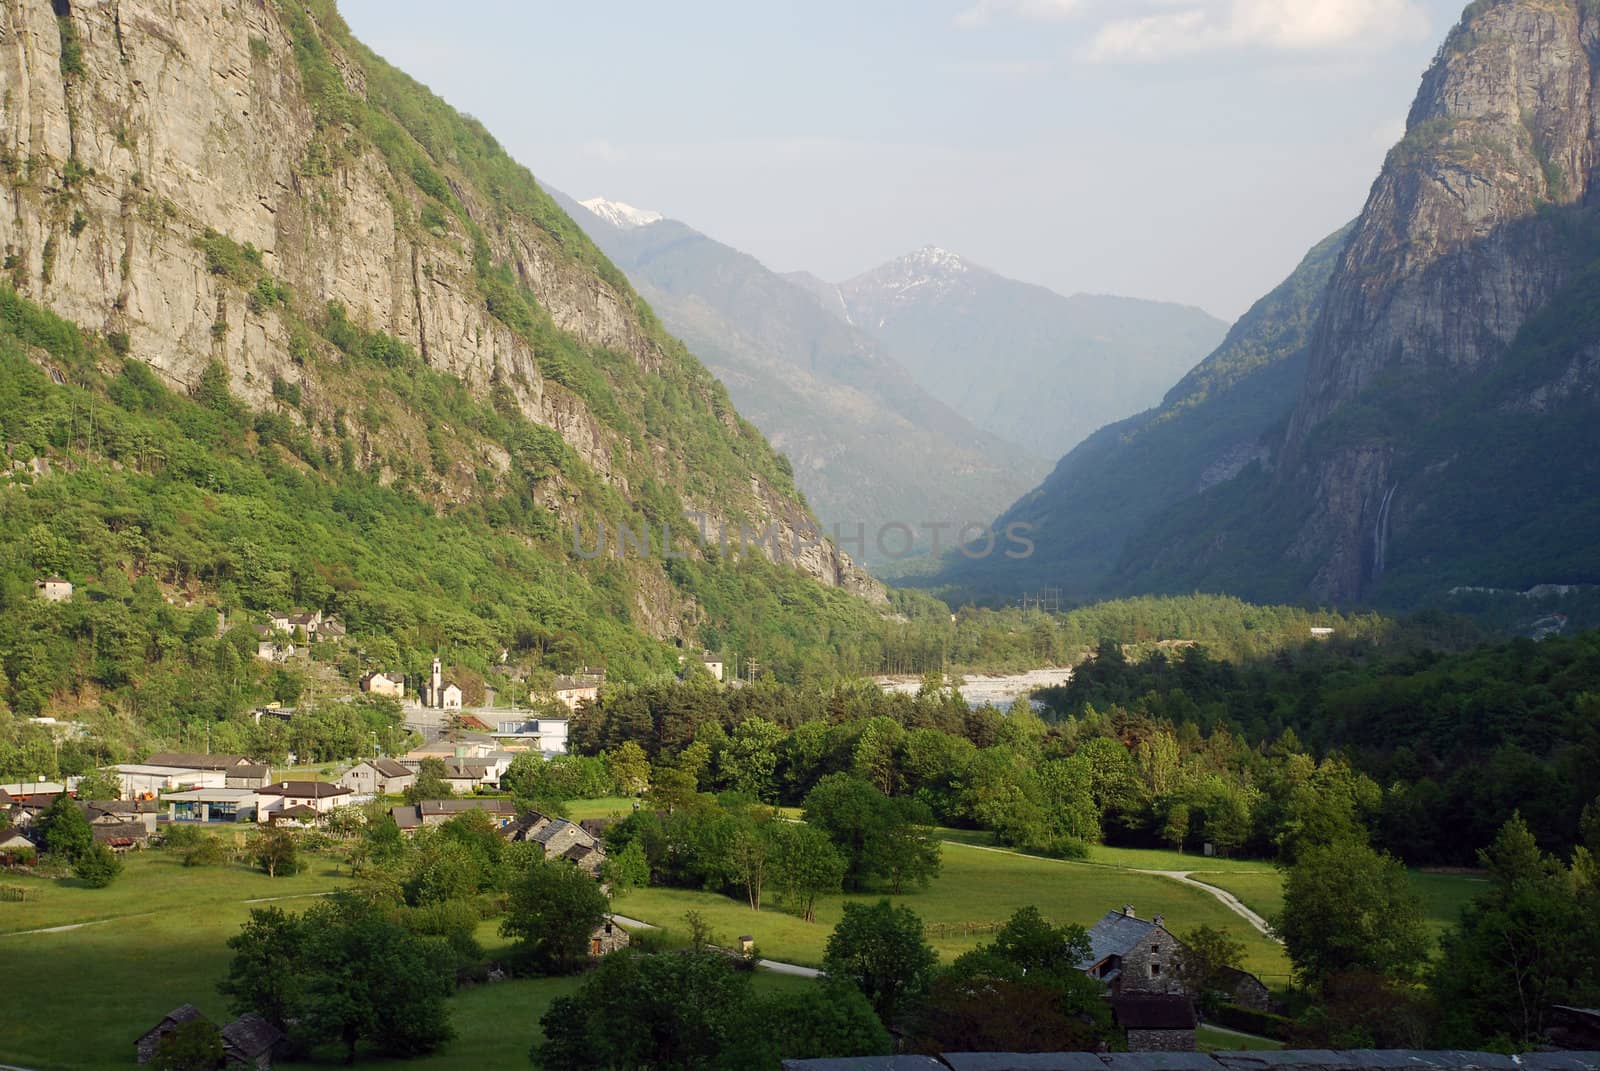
[929,225,1351,601]
[550,191,1048,560]
[0,0,932,738]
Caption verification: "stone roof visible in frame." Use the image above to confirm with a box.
[369,758,412,778]
[1111,995,1196,1031]
[136,1004,207,1044]
[782,1055,1600,1071]
[943,1056,1106,1071]
[1081,908,1160,968]
[221,1014,283,1060]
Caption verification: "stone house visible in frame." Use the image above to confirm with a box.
[590,917,630,957]
[221,1013,284,1070]
[1080,906,1185,996]
[503,811,606,875]
[135,1004,207,1064]
[1111,993,1198,1052]
[35,576,72,602]
[338,758,415,796]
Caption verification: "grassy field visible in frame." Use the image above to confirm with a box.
[1,854,349,1070]
[562,796,636,821]
[613,840,1293,982]
[0,852,818,1071]
[1197,1025,1285,1052]
[1190,867,1486,939]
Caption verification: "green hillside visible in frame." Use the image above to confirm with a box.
[926,225,1351,603]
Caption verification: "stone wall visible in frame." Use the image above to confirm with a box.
[1126,1028,1196,1053]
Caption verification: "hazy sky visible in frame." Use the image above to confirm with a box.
[339,0,1466,321]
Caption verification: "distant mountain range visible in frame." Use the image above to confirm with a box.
[558,194,1225,565]
[824,247,1227,462]
[549,192,1049,562]
[934,224,1352,601]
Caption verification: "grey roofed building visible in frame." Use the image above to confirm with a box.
[144,752,254,771]
[221,1013,284,1069]
[789,1054,1600,1071]
[135,1004,208,1064]
[1081,907,1161,970]
[943,1056,1107,1070]
[258,780,351,799]
[782,1060,949,1071]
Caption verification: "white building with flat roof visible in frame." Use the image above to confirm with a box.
[111,764,227,798]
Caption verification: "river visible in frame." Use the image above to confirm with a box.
[874,667,1074,712]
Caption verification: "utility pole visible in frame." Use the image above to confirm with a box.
[745,658,760,684]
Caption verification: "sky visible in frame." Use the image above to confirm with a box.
[338,0,1467,322]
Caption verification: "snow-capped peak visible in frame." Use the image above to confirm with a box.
[580,197,663,230]
[904,245,969,273]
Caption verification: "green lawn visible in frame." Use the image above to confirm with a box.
[613,841,1292,982]
[1197,1025,1285,1052]
[0,849,348,935]
[0,852,821,1071]
[1189,870,1286,922]
[1,854,349,1071]
[1191,867,1487,942]
[562,796,637,821]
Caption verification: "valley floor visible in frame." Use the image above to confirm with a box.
[0,810,1485,1070]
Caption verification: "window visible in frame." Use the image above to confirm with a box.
[1150,963,1161,977]
[1151,944,1161,954]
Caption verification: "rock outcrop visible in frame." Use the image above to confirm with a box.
[1108,0,1600,607]
[0,0,881,604]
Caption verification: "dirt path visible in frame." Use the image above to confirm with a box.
[944,840,1279,941]
[0,911,157,938]
[1135,870,1276,939]
[608,913,823,977]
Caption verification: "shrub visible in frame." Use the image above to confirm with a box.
[182,836,229,867]
[73,843,124,888]
[1209,1002,1295,1040]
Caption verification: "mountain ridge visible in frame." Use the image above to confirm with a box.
[1113,0,1600,607]
[0,0,914,692]
[553,189,1052,561]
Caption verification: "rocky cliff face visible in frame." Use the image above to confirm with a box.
[1106,0,1600,608]
[1271,0,1599,602]
[0,0,879,604]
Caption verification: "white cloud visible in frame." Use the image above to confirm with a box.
[1084,0,1430,62]
[954,0,1084,29]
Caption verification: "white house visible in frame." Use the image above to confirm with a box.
[492,718,570,755]
[35,577,73,603]
[255,780,354,822]
[111,764,226,797]
[338,758,415,796]
[699,654,724,682]
[359,671,405,700]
